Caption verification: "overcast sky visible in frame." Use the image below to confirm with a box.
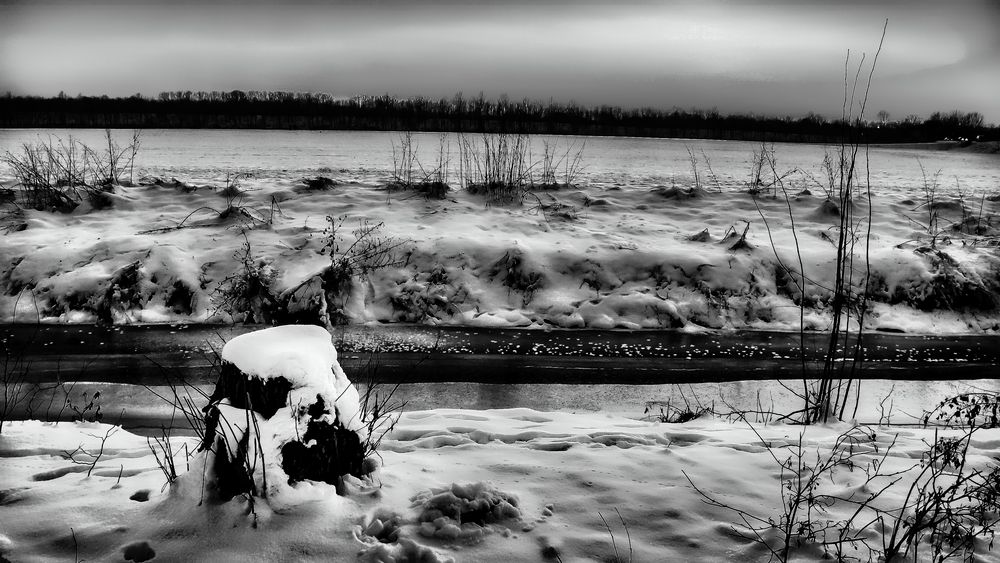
[1,0,998,122]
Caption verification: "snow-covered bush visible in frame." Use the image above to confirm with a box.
[490,247,545,305]
[412,482,521,541]
[353,482,521,562]
[281,216,407,326]
[195,325,369,507]
[212,236,279,323]
[96,261,144,325]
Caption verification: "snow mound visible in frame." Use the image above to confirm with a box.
[353,482,522,561]
[412,483,522,542]
[356,537,455,563]
[355,509,456,563]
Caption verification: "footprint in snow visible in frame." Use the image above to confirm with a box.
[442,413,490,421]
[122,540,156,562]
[94,467,147,479]
[511,414,552,423]
[31,465,90,482]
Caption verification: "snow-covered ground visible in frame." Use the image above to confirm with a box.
[3,325,1000,562]
[5,409,1000,562]
[1,132,998,333]
[2,132,999,562]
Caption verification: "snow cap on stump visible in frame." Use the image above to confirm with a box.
[220,324,360,425]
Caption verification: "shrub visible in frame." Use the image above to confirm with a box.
[644,395,712,424]
[387,133,452,200]
[96,261,144,325]
[321,215,408,283]
[748,23,888,424]
[301,176,337,191]
[212,235,279,323]
[139,173,278,234]
[924,392,1000,428]
[350,349,406,462]
[1,315,33,434]
[534,139,586,189]
[276,215,410,326]
[903,161,947,248]
[459,133,531,205]
[688,418,1000,562]
[490,247,544,305]
[1,129,140,212]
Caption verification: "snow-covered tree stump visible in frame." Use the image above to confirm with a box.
[200,325,366,501]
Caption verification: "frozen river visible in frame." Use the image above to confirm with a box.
[2,128,998,197]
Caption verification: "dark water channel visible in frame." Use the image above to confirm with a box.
[3,323,998,432]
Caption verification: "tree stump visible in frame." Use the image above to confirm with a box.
[200,324,366,501]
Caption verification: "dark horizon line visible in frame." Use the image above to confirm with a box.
[1,90,995,145]
[4,89,996,128]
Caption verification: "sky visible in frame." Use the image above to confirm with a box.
[1,0,998,123]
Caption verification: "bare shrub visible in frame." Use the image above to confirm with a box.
[2,291,43,433]
[321,215,409,284]
[351,349,407,463]
[459,132,532,205]
[418,133,452,199]
[599,508,633,563]
[880,427,1000,562]
[924,392,1000,428]
[61,412,123,478]
[749,23,887,425]
[3,140,82,212]
[1,130,140,212]
[687,146,703,192]
[534,139,585,189]
[690,423,887,561]
[1,327,33,434]
[138,172,277,234]
[387,132,450,200]
[903,160,947,248]
[689,414,1000,562]
[389,131,418,190]
[218,171,252,199]
[490,247,544,305]
[212,234,279,323]
[644,392,712,424]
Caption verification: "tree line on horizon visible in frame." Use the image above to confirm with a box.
[0,90,993,144]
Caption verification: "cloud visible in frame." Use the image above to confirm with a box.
[0,1,996,121]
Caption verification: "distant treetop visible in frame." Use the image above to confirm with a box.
[0,90,993,144]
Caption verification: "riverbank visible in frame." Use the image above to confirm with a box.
[2,155,999,334]
[872,140,1000,153]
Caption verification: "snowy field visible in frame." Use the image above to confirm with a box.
[2,130,1000,562]
[7,410,1000,562]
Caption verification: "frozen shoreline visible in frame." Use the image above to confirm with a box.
[2,177,998,334]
